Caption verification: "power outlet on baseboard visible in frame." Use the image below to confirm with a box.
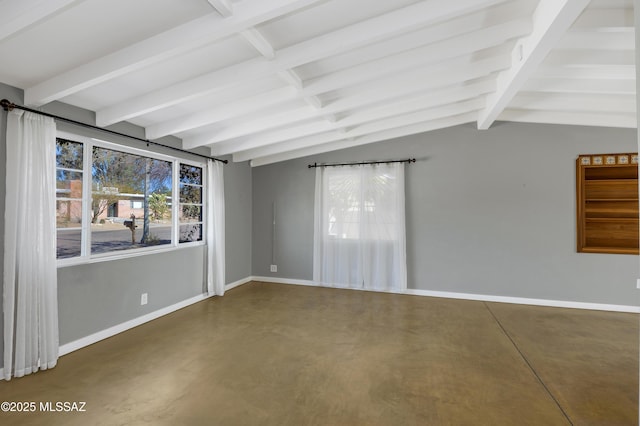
[141,293,148,305]
[270,264,277,273]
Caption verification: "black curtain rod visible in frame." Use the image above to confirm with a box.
[0,99,228,164]
[308,158,415,168]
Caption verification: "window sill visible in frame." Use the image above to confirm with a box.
[56,241,205,268]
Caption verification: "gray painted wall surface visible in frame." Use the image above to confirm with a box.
[57,246,205,344]
[252,122,640,306]
[0,83,252,364]
[224,160,252,284]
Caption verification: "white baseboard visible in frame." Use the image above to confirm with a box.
[404,289,640,313]
[250,275,316,286]
[58,276,254,357]
[59,293,213,356]
[251,276,640,313]
[225,276,253,291]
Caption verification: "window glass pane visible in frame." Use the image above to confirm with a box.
[56,170,83,198]
[56,139,83,170]
[179,224,202,242]
[179,184,202,204]
[180,164,202,185]
[91,147,172,253]
[149,193,172,222]
[179,164,203,244]
[57,228,82,259]
[180,205,202,222]
[56,139,84,259]
[56,199,83,227]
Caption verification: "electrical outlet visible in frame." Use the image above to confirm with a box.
[637,279,640,290]
[270,264,277,273]
[141,293,148,305]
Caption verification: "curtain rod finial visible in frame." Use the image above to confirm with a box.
[1,99,15,112]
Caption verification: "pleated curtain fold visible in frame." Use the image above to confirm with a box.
[3,110,59,380]
[206,159,225,296]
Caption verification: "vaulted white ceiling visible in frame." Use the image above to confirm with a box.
[0,0,634,166]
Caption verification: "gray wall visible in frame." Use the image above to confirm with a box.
[0,82,252,360]
[57,246,206,344]
[224,159,252,284]
[252,121,639,306]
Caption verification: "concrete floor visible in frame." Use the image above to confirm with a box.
[0,281,637,425]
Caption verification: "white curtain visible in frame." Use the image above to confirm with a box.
[3,110,58,380]
[313,162,407,292]
[206,159,225,296]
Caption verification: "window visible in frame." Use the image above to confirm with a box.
[179,164,203,242]
[56,139,84,258]
[576,153,639,254]
[313,163,407,291]
[55,133,206,262]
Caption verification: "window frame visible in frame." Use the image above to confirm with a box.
[178,163,205,243]
[56,131,207,267]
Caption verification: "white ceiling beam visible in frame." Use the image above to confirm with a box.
[509,93,636,114]
[303,96,323,109]
[277,70,303,89]
[534,65,635,80]
[304,19,530,96]
[183,55,505,149]
[477,0,590,130]
[0,0,81,42]
[571,8,633,30]
[265,0,507,70]
[227,119,338,154]
[339,81,496,127]
[499,109,636,129]
[521,78,635,95]
[240,28,276,59]
[246,113,478,167]
[207,0,234,17]
[299,0,530,80]
[185,78,494,149]
[557,31,634,51]
[543,49,634,67]
[24,0,323,106]
[184,105,321,148]
[145,85,298,139]
[159,21,523,140]
[95,0,507,126]
[215,99,484,157]
[275,68,322,108]
[323,56,506,113]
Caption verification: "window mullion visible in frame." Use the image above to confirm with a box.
[172,160,179,246]
[81,140,93,257]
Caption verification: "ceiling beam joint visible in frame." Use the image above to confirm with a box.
[476,0,590,130]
